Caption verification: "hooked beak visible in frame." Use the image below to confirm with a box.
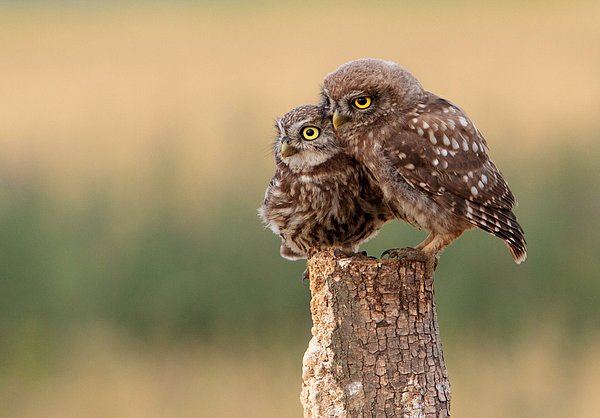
[332,110,349,130]
[281,138,299,158]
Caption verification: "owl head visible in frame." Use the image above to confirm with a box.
[321,58,424,132]
[274,104,340,173]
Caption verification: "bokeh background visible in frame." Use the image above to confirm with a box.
[1,1,599,417]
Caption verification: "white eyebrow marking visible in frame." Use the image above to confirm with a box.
[291,118,318,134]
[276,119,285,135]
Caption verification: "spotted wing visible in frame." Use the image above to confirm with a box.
[385,93,526,261]
[386,93,515,211]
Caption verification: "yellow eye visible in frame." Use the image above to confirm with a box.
[301,126,320,141]
[353,96,372,109]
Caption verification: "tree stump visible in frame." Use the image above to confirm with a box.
[300,250,450,418]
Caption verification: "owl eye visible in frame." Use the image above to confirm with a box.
[352,96,372,109]
[301,126,320,141]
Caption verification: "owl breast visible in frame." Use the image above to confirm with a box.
[260,155,392,259]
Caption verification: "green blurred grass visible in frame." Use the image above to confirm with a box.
[1,144,599,359]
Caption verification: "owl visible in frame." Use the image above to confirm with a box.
[259,104,392,260]
[321,58,527,263]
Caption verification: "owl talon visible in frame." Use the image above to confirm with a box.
[381,247,428,262]
[302,268,310,283]
[333,249,357,258]
[383,247,439,272]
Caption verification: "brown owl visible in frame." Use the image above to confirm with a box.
[259,104,392,260]
[322,58,527,263]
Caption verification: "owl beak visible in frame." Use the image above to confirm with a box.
[281,138,299,158]
[332,110,349,130]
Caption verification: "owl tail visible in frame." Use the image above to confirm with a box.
[506,233,527,264]
[466,202,527,264]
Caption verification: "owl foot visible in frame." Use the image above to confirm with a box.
[333,249,377,260]
[382,247,439,273]
[381,247,427,261]
[302,268,310,283]
[333,249,356,258]
[360,250,378,260]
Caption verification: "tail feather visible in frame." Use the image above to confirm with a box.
[465,201,527,264]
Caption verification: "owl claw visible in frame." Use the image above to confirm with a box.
[333,249,377,260]
[302,268,310,283]
[360,250,378,260]
[333,249,358,258]
[382,247,439,272]
[381,247,428,262]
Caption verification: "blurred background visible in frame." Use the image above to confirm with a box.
[1,1,599,417]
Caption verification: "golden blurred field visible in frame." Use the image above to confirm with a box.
[1,1,599,417]
[2,1,599,204]
[3,328,600,418]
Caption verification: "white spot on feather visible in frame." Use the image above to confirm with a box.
[442,134,451,146]
[404,163,415,170]
[458,116,468,127]
[472,142,479,153]
[470,186,479,196]
[429,130,437,144]
[451,138,460,149]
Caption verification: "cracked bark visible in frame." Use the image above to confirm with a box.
[300,250,450,418]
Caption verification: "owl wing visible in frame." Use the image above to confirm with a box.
[386,93,515,211]
[385,93,526,259]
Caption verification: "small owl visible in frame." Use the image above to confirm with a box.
[322,58,527,263]
[259,104,392,260]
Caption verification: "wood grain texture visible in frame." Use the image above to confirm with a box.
[301,250,450,417]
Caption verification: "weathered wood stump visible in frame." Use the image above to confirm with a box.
[300,250,450,417]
